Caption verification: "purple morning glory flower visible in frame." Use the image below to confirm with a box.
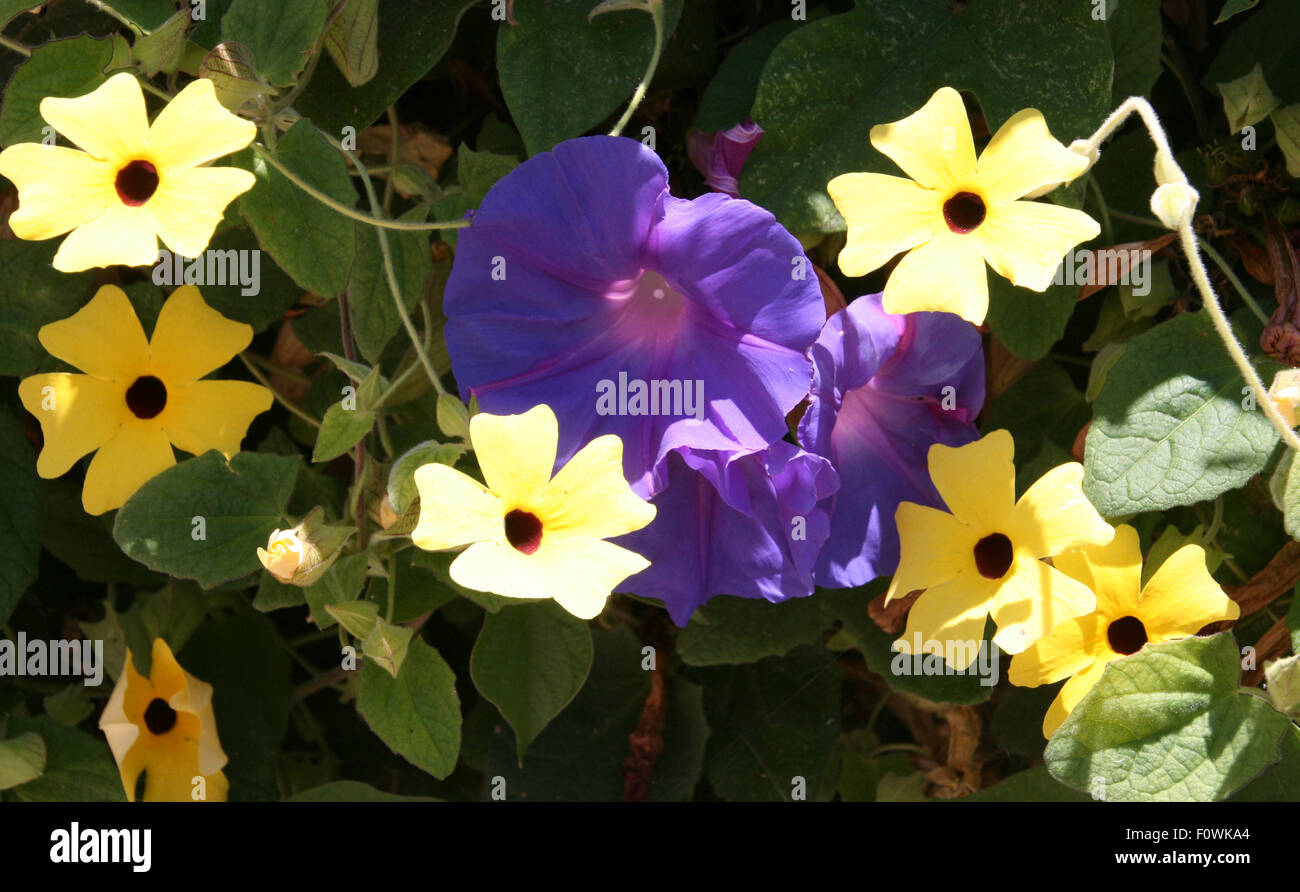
[443,135,824,497]
[617,440,839,626]
[687,118,764,198]
[798,294,985,589]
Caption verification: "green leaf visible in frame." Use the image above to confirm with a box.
[0,407,41,628]
[106,0,176,30]
[113,451,300,589]
[0,1,42,28]
[1230,725,1300,800]
[42,685,95,727]
[357,636,461,779]
[958,764,1094,802]
[0,35,115,145]
[386,439,464,515]
[4,716,124,801]
[0,241,94,376]
[741,2,1112,233]
[1214,0,1260,25]
[703,645,841,801]
[458,145,521,194]
[824,583,995,706]
[695,19,798,132]
[1045,634,1293,801]
[40,480,161,588]
[1106,0,1163,106]
[1264,653,1300,719]
[304,551,370,628]
[496,0,686,156]
[361,618,413,678]
[116,581,208,675]
[132,9,190,76]
[296,0,476,135]
[992,683,1060,758]
[470,601,594,762]
[987,274,1078,361]
[676,594,830,667]
[312,403,376,463]
[0,732,45,791]
[1204,0,1300,103]
[221,0,328,86]
[182,226,303,332]
[1218,63,1278,134]
[366,551,455,623]
[984,361,1090,460]
[347,212,433,364]
[1272,104,1300,178]
[1083,311,1282,516]
[322,0,379,87]
[325,599,380,639]
[252,571,305,612]
[199,40,277,113]
[239,120,357,297]
[287,780,437,802]
[178,610,291,801]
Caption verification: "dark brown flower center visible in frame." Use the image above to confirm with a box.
[943,190,986,234]
[115,159,159,206]
[125,375,167,419]
[1107,615,1148,655]
[503,509,543,555]
[973,532,1013,579]
[143,697,177,735]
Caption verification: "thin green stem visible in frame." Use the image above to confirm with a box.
[240,352,323,428]
[1086,175,1113,245]
[251,143,469,232]
[0,34,30,57]
[870,743,928,758]
[1202,498,1224,546]
[86,0,140,32]
[385,555,396,625]
[383,106,400,213]
[1199,237,1269,325]
[608,1,666,137]
[1107,209,1165,228]
[336,141,447,398]
[243,350,312,385]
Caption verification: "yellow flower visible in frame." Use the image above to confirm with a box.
[0,72,256,272]
[411,404,656,620]
[98,638,229,802]
[1009,524,1240,738]
[886,430,1114,667]
[827,86,1100,324]
[258,528,304,582]
[18,284,272,515]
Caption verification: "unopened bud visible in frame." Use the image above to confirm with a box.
[256,506,354,587]
[257,528,303,582]
[1268,370,1300,427]
[377,494,399,530]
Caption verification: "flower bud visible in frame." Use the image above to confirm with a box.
[256,507,355,587]
[1149,149,1199,230]
[377,494,399,530]
[687,118,764,198]
[1268,370,1300,427]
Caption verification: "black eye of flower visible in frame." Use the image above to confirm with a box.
[504,509,543,554]
[144,697,178,735]
[115,159,160,206]
[943,191,987,233]
[125,375,167,419]
[973,532,1013,579]
[1107,615,1148,655]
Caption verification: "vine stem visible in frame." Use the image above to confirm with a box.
[607,0,666,138]
[1075,96,1300,453]
[240,352,322,428]
[1199,236,1269,325]
[325,130,448,398]
[0,34,30,57]
[250,142,469,232]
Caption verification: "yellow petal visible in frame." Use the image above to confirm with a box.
[975,199,1100,292]
[411,462,505,550]
[52,203,159,271]
[146,76,257,170]
[39,72,149,166]
[449,538,547,599]
[538,434,655,540]
[925,429,1015,531]
[1043,656,1113,737]
[975,108,1090,201]
[148,285,255,386]
[827,172,943,277]
[18,373,126,477]
[895,573,997,671]
[0,144,115,240]
[1138,544,1240,640]
[134,715,206,802]
[1007,463,1113,559]
[469,404,558,504]
[869,86,977,191]
[148,638,188,699]
[534,537,650,619]
[1007,615,1101,688]
[149,166,256,258]
[37,284,150,380]
[990,558,1097,655]
[159,379,270,457]
[880,231,989,324]
[885,501,975,603]
[1051,523,1143,620]
[81,420,175,515]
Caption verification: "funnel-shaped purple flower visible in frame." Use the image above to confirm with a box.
[443,135,825,497]
[799,294,985,588]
